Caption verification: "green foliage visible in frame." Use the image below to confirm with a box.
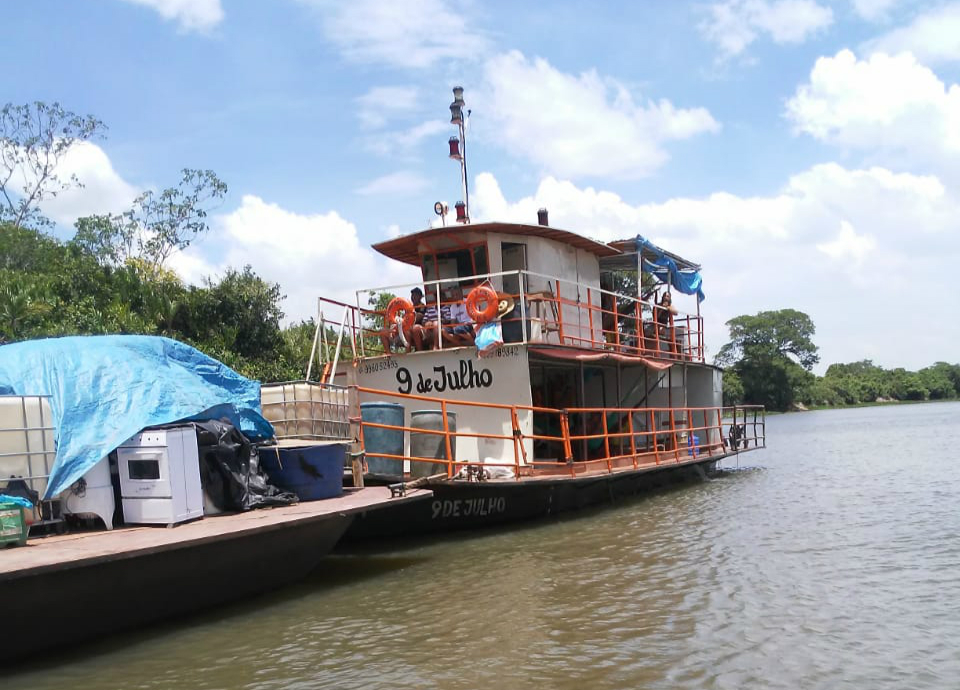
[0,222,310,381]
[716,310,959,410]
[1,102,107,228]
[72,169,226,269]
[716,308,819,411]
[721,368,743,407]
[716,308,819,370]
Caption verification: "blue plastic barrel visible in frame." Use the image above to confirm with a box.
[360,402,405,479]
[687,433,700,458]
[410,410,456,478]
[259,443,345,500]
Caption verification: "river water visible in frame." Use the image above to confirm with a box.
[12,402,960,689]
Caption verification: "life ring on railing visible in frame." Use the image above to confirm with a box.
[385,296,416,332]
[465,285,499,323]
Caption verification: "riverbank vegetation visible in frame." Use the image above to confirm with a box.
[717,309,960,411]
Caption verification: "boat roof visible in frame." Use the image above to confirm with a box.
[372,222,621,267]
[603,238,701,272]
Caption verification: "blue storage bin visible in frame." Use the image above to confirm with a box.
[260,442,345,500]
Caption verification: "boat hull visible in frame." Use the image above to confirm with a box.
[345,457,719,541]
[1,487,430,664]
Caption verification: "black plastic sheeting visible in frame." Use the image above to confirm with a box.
[192,419,298,511]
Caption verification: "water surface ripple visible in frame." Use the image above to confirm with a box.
[12,403,960,689]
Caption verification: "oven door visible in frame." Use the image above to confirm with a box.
[117,448,172,498]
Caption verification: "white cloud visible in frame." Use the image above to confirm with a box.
[471,165,959,371]
[117,0,224,32]
[298,0,489,69]
[816,220,876,265]
[29,141,142,227]
[785,50,960,168]
[480,51,720,180]
[356,86,421,128]
[863,3,960,65]
[700,0,833,59]
[168,195,421,323]
[850,0,903,21]
[355,171,431,196]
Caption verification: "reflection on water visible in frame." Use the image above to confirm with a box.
[12,403,960,689]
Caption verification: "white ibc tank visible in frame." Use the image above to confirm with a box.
[261,382,350,440]
[0,396,56,520]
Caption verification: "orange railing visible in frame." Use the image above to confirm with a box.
[314,270,706,364]
[353,383,764,480]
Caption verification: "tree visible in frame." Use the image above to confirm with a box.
[179,265,285,360]
[72,168,227,269]
[0,102,106,228]
[716,309,819,411]
[716,309,819,370]
[721,368,743,406]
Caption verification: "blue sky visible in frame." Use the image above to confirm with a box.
[5,0,960,372]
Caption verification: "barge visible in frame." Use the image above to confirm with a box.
[0,486,429,664]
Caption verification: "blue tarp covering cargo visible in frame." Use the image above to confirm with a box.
[0,335,274,499]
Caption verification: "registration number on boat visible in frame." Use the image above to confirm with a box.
[431,496,506,519]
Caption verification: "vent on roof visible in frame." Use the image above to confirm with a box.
[537,208,549,226]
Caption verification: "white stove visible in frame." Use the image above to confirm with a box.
[117,426,202,526]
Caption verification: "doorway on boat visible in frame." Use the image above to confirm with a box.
[501,242,528,295]
[530,363,577,462]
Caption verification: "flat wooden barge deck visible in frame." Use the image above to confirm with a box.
[2,486,430,664]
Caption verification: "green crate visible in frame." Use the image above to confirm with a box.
[0,502,28,547]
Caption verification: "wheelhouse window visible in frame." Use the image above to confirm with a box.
[420,244,489,287]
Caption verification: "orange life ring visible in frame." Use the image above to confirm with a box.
[385,296,415,332]
[465,285,498,324]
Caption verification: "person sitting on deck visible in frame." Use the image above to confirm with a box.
[440,297,475,347]
[419,288,475,348]
[380,287,426,353]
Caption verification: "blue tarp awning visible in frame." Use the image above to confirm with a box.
[0,335,274,499]
[635,235,705,302]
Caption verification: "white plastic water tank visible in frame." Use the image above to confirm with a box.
[260,382,350,440]
[0,396,56,522]
[59,456,116,530]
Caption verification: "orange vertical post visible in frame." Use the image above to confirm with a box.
[560,411,574,475]
[627,411,638,469]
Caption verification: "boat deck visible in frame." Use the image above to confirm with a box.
[1,486,429,579]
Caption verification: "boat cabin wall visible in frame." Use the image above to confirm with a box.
[486,232,603,347]
[353,345,534,470]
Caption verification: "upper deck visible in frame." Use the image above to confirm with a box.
[316,219,707,366]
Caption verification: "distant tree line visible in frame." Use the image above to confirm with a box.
[717,309,960,411]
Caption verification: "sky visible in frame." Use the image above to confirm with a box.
[4,0,959,373]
